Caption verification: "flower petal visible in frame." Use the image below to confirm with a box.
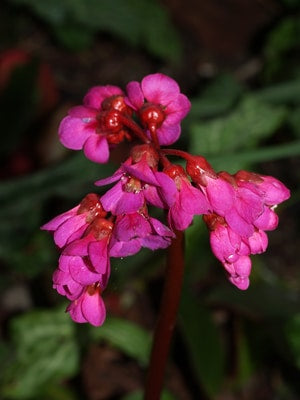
[81,291,106,326]
[83,134,109,163]
[58,114,96,150]
[83,85,124,109]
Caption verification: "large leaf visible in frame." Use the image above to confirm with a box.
[207,282,300,321]
[121,389,177,400]
[179,287,225,397]
[90,317,151,367]
[188,74,243,120]
[1,308,79,399]
[8,0,181,60]
[254,78,300,104]
[0,153,115,256]
[190,95,287,157]
[208,139,300,173]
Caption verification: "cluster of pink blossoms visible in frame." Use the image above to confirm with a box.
[42,73,290,326]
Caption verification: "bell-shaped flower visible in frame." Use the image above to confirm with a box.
[67,283,106,326]
[41,194,106,248]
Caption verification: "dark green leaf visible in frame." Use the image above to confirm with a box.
[8,0,181,60]
[190,96,287,158]
[285,313,300,369]
[121,389,177,400]
[179,287,225,397]
[208,139,300,173]
[189,74,243,119]
[1,308,79,399]
[90,317,151,367]
[207,282,300,321]
[254,79,300,104]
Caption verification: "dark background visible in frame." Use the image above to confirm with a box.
[0,0,300,399]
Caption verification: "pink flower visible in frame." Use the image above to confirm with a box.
[67,284,106,326]
[53,254,108,300]
[126,73,191,145]
[59,85,132,163]
[163,164,210,231]
[62,216,113,274]
[209,221,250,264]
[226,256,252,290]
[95,156,177,215]
[109,212,175,257]
[41,193,106,248]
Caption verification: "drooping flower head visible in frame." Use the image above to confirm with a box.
[126,73,191,146]
[40,193,107,248]
[59,85,132,163]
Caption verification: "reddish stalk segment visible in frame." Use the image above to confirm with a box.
[118,114,150,144]
[144,231,185,400]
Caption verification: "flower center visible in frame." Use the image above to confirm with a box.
[139,103,165,129]
[77,193,107,222]
[124,177,142,193]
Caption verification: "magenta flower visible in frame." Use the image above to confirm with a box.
[67,283,106,326]
[226,256,252,290]
[95,156,177,214]
[41,193,106,248]
[209,220,250,264]
[126,73,191,146]
[62,216,113,274]
[163,164,210,231]
[53,254,108,300]
[109,212,175,257]
[58,85,131,163]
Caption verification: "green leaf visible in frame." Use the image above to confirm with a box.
[285,313,300,369]
[8,0,181,60]
[121,389,177,400]
[90,317,151,367]
[207,283,300,321]
[263,17,300,80]
[0,153,115,257]
[254,79,300,104]
[179,287,225,397]
[189,74,243,119]
[1,308,79,399]
[288,107,300,138]
[190,95,287,158]
[208,139,300,173]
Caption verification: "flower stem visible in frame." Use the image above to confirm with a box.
[144,230,185,400]
[119,114,150,144]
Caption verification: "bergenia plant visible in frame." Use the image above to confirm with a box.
[42,72,290,399]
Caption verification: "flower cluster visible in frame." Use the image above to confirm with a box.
[42,73,290,326]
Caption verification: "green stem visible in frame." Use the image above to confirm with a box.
[144,231,185,400]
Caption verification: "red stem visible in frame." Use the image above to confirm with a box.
[119,114,150,144]
[161,148,191,160]
[144,231,185,400]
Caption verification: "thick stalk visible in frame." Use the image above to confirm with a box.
[144,230,185,400]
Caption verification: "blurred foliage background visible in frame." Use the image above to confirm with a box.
[0,0,300,399]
